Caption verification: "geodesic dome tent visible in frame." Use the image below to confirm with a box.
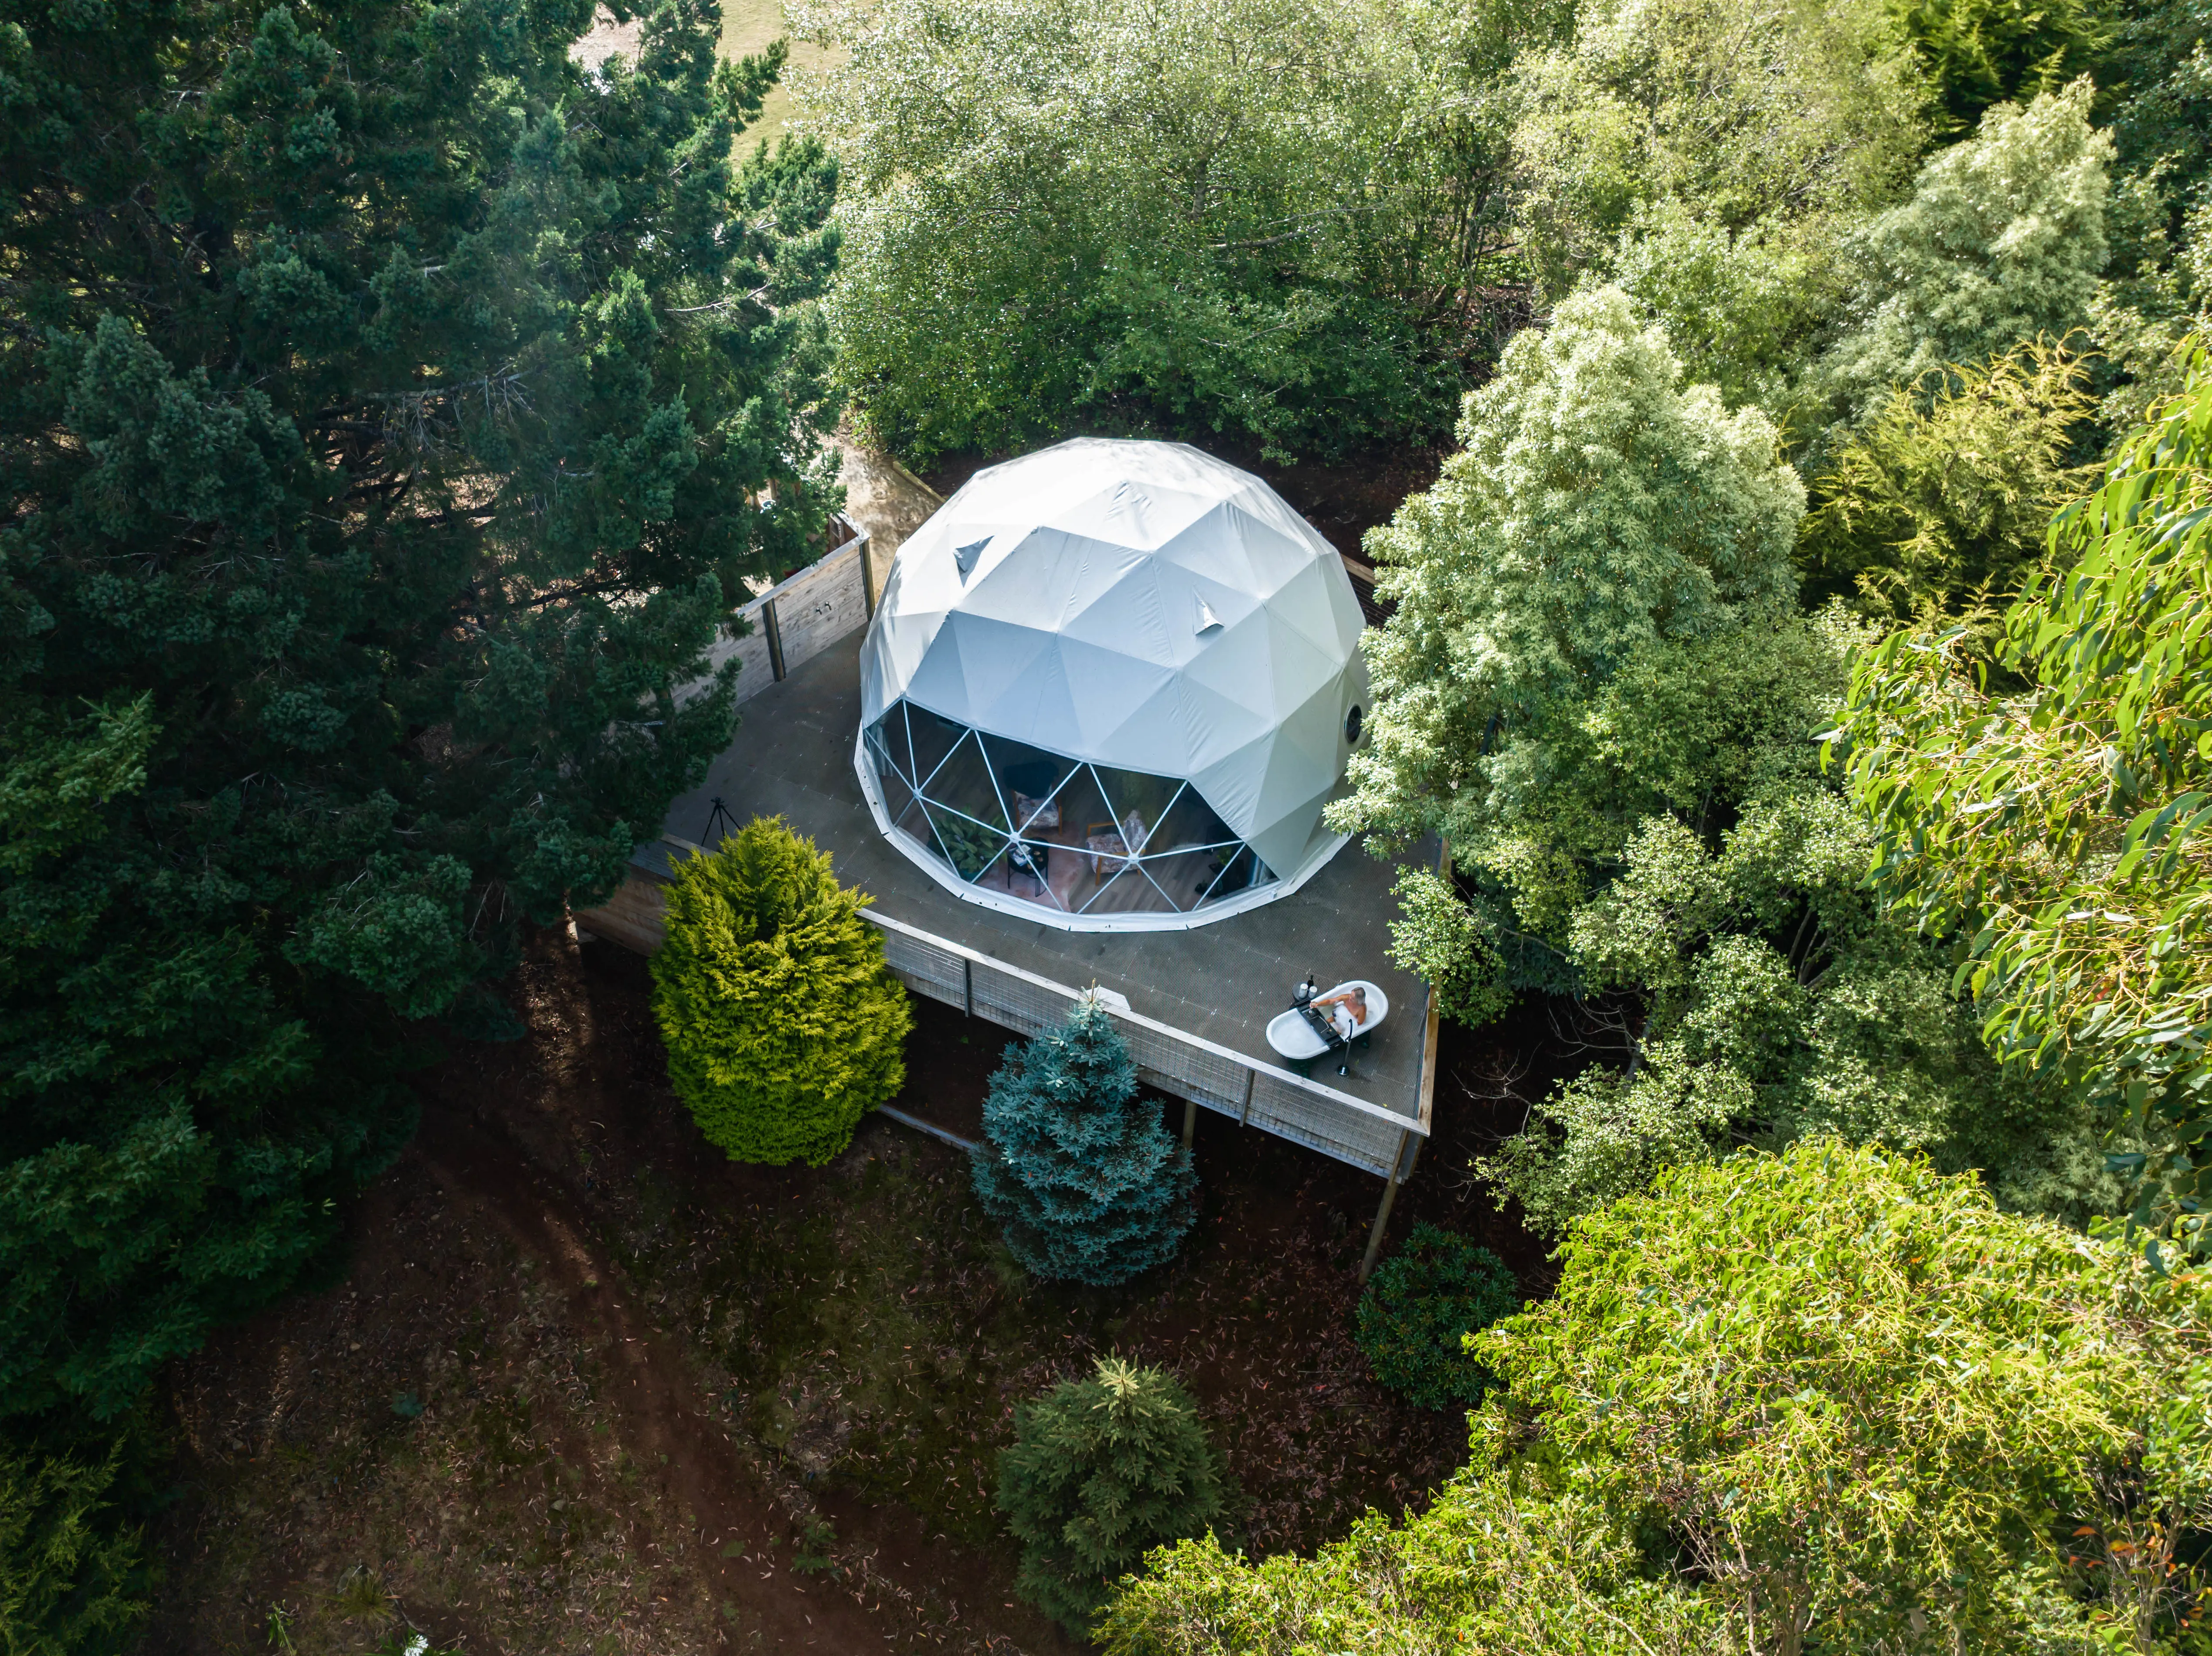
[855,438,1369,930]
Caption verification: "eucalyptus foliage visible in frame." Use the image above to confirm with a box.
[650,818,911,1167]
[1838,346,2212,1237]
[1104,1142,2212,1655]
[795,0,1557,461]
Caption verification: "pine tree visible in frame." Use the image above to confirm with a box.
[998,1356,1227,1635]
[969,999,1196,1285]
[650,818,912,1167]
[0,0,840,1435]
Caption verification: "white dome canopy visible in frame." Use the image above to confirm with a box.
[857,438,1368,928]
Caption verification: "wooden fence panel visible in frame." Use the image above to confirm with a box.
[771,545,868,679]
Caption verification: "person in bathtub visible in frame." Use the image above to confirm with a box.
[1312,986,1368,1042]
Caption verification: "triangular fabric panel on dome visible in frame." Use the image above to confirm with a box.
[1247,688,1348,839]
[1109,673,1276,828]
[1053,637,1184,764]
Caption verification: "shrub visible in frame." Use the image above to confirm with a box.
[969,998,1196,1284]
[999,1356,1228,1634]
[1353,1223,1522,1410]
[650,817,912,1166]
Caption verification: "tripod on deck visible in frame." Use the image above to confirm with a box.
[701,795,738,848]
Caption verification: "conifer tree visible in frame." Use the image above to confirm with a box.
[0,0,840,1433]
[969,999,1196,1285]
[998,1356,1227,1634]
[651,818,911,1166]
[0,1435,148,1656]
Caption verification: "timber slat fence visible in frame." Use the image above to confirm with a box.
[683,512,874,707]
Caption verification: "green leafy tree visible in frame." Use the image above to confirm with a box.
[0,0,839,1427]
[1837,344,2212,1238]
[970,998,1196,1285]
[2090,0,2211,437]
[1480,786,2117,1233]
[1800,338,2098,624]
[1601,199,1865,417]
[795,0,1556,462]
[2092,200,2212,431]
[1487,1142,2209,1653]
[1352,1222,1520,1411]
[999,1356,1228,1636]
[1102,1142,2212,1655]
[0,1434,148,1656]
[1508,0,1926,307]
[650,818,911,1167]
[1330,287,1802,983]
[1356,576,2104,1231]
[1812,81,2110,436]
[1400,613,1855,1018]
[2102,0,2212,217]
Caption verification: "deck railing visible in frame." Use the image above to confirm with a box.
[575,849,1429,1183]
[863,910,1427,1181]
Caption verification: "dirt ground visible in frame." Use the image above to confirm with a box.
[146,924,1560,1656]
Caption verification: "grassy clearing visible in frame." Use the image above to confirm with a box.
[719,0,843,149]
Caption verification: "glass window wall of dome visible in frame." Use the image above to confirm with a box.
[864,701,1276,916]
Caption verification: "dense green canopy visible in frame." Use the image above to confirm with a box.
[0,0,839,1423]
[797,0,1560,461]
[1104,1142,2212,1653]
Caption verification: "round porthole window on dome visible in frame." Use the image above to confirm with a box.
[1345,705,1363,746]
[854,438,1373,931]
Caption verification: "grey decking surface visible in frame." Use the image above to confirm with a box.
[650,632,1429,1120]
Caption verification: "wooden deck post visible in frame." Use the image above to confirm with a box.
[763,596,787,681]
[1359,1129,1418,1283]
[1181,1096,1197,1148]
